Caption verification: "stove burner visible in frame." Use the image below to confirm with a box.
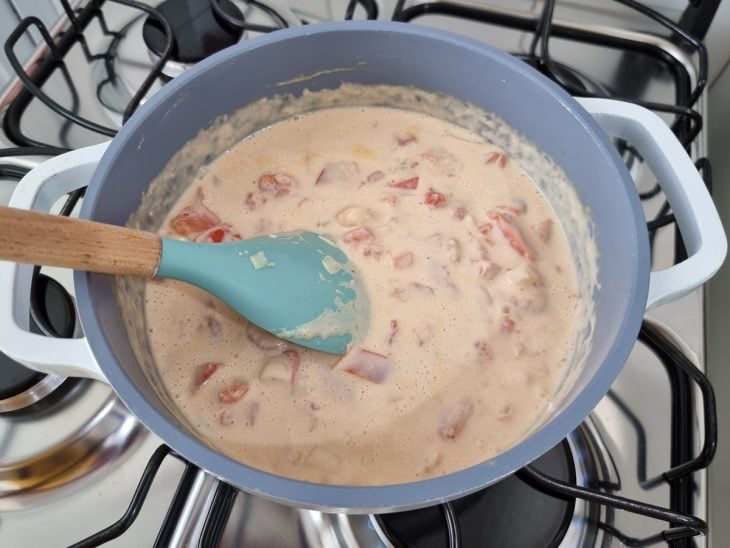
[376,440,576,548]
[143,0,243,64]
[0,273,76,413]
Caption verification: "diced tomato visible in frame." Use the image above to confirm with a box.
[193,362,222,390]
[342,226,374,246]
[258,173,294,196]
[315,161,359,185]
[334,347,392,384]
[393,252,414,269]
[367,170,385,182]
[388,320,399,345]
[195,223,241,243]
[219,381,249,403]
[487,211,536,261]
[395,132,417,146]
[424,191,447,208]
[533,219,554,243]
[389,176,419,190]
[169,189,221,238]
[452,206,466,220]
[245,322,288,352]
[485,151,508,168]
[197,315,222,337]
[437,399,473,440]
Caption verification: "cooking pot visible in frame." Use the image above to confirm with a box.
[0,22,724,512]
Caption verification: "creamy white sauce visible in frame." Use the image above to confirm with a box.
[139,104,586,485]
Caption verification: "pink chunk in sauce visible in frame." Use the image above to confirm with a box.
[258,173,294,196]
[334,347,392,384]
[389,176,419,190]
[437,399,473,440]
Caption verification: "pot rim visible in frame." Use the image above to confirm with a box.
[75,20,648,512]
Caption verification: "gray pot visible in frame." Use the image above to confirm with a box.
[0,21,724,513]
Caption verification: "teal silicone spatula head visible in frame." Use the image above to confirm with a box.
[156,231,368,354]
[0,206,366,355]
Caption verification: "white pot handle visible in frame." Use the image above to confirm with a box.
[578,97,726,309]
[0,142,110,382]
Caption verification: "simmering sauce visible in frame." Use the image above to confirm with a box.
[144,106,580,485]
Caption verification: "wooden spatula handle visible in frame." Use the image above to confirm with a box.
[0,205,161,277]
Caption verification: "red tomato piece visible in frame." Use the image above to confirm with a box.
[437,399,473,440]
[169,190,221,238]
[485,151,508,168]
[258,173,293,196]
[219,381,250,403]
[334,347,392,384]
[195,223,241,243]
[194,362,222,389]
[424,191,447,208]
[389,176,419,190]
[487,211,536,261]
[452,206,466,220]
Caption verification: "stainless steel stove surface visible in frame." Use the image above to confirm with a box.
[0,1,718,546]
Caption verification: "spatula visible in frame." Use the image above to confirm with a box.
[0,205,368,354]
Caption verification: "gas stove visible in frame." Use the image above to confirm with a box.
[0,1,718,546]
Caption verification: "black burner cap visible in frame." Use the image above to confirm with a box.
[0,274,76,402]
[143,0,243,64]
[377,440,576,547]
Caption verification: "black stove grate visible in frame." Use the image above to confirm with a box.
[0,0,719,546]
